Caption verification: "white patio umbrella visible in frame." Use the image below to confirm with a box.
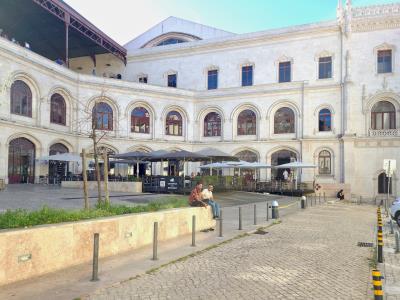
[38,153,82,162]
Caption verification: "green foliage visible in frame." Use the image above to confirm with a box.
[0,196,187,230]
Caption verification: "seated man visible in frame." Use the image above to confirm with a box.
[337,189,344,200]
[189,182,207,207]
[202,184,220,219]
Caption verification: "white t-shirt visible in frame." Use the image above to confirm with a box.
[201,188,213,200]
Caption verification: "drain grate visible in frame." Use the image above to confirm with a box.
[357,242,374,247]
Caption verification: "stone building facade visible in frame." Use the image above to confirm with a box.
[0,1,399,198]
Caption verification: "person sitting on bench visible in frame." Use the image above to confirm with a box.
[189,182,208,207]
[201,184,220,219]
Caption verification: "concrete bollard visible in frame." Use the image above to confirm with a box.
[91,233,100,282]
[254,204,257,225]
[239,207,243,230]
[219,210,223,237]
[191,215,196,247]
[372,269,384,300]
[271,201,279,219]
[301,196,306,209]
[395,231,400,253]
[152,222,158,260]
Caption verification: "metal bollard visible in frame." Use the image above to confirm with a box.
[389,220,394,234]
[152,222,158,260]
[372,269,383,300]
[219,210,223,237]
[377,230,383,263]
[359,195,362,205]
[254,204,257,225]
[91,233,100,282]
[191,215,196,247]
[271,201,279,219]
[310,194,313,207]
[239,207,243,230]
[301,196,306,209]
[395,231,400,253]
[266,201,269,221]
[318,193,321,205]
[323,192,326,202]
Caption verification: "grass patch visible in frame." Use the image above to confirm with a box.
[0,196,187,230]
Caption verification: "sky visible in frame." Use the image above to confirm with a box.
[64,0,395,45]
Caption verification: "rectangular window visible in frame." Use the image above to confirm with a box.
[241,66,253,86]
[207,70,218,90]
[377,50,392,73]
[167,74,177,87]
[139,76,148,84]
[279,61,291,83]
[318,56,332,79]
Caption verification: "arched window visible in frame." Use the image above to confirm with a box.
[156,38,186,46]
[50,93,66,125]
[131,107,150,133]
[235,150,258,162]
[319,109,331,132]
[10,80,32,117]
[165,111,183,136]
[371,101,396,130]
[274,107,294,134]
[92,102,113,131]
[237,110,256,135]
[204,112,221,137]
[49,143,69,155]
[8,137,35,184]
[318,150,331,175]
[378,172,392,194]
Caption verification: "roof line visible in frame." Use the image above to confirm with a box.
[32,0,127,63]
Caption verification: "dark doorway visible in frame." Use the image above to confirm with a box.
[8,137,36,184]
[48,143,69,184]
[378,172,392,194]
[271,150,297,180]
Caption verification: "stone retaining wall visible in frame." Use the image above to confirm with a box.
[0,207,214,286]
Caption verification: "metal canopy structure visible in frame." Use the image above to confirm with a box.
[0,0,126,65]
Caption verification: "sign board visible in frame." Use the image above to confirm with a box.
[383,159,396,177]
[159,181,165,188]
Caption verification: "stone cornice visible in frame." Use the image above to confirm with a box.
[126,21,339,62]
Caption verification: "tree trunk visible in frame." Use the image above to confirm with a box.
[103,152,110,206]
[82,148,89,210]
[92,130,102,205]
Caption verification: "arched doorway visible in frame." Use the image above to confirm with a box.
[8,137,36,184]
[48,143,69,183]
[378,172,392,194]
[271,150,297,180]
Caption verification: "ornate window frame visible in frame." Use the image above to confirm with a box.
[238,61,255,87]
[315,50,334,81]
[374,43,395,75]
[275,55,294,83]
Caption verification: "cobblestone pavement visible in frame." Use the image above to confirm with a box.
[88,203,375,300]
[382,219,400,300]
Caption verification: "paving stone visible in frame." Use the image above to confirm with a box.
[87,203,375,300]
